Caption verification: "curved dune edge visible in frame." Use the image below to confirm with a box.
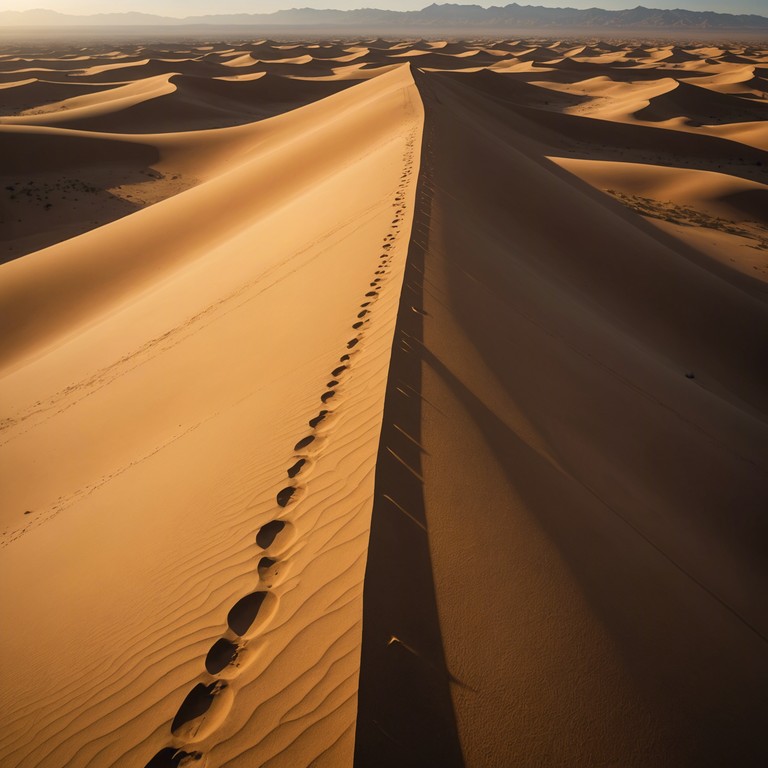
[0,65,422,768]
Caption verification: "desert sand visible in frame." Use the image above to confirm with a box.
[0,37,767,768]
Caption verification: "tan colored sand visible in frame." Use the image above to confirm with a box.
[0,59,422,767]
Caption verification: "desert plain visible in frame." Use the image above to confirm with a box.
[0,34,767,768]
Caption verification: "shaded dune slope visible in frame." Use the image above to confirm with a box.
[354,128,464,767]
[354,64,768,768]
[635,79,768,125]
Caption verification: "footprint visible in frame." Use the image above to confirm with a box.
[287,458,306,478]
[145,748,203,768]
[357,310,368,318]
[276,486,296,507]
[321,390,336,404]
[256,520,288,549]
[365,291,378,297]
[309,410,329,428]
[331,365,347,377]
[347,338,360,349]
[205,639,239,675]
[171,684,216,733]
[257,556,284,587]
[352,322,364,330]
[294,435,315,451]
[227,591,277,637]
[171,681,232,742]
[339,354,351,362]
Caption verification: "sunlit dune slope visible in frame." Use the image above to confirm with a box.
[0,64,422,768]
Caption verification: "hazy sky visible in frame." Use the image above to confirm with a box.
[2,1,766,17]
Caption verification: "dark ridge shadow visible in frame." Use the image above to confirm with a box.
[411,65,768,766]
[353,108,464,768]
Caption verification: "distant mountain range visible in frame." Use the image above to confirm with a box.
[2,3,767,31]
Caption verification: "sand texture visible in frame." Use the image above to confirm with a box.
[1,37,767,768]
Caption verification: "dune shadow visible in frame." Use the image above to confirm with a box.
[354,119,464,768]
[0,131,162,264]
[411,65,768,766]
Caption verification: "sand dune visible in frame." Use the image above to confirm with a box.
[1,37,767,768]
[0,62,422,768]
[1,72,355,132]
[0,77,124,115]
[554,156,768,223]
[706,119,768,150]
[2,73,178,125]
[636,79,768,125]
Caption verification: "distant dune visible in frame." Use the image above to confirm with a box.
[1,35,767,768]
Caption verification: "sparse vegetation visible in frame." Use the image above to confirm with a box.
[607,189,768,251]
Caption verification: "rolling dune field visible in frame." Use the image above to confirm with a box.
[1,36,767,768]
